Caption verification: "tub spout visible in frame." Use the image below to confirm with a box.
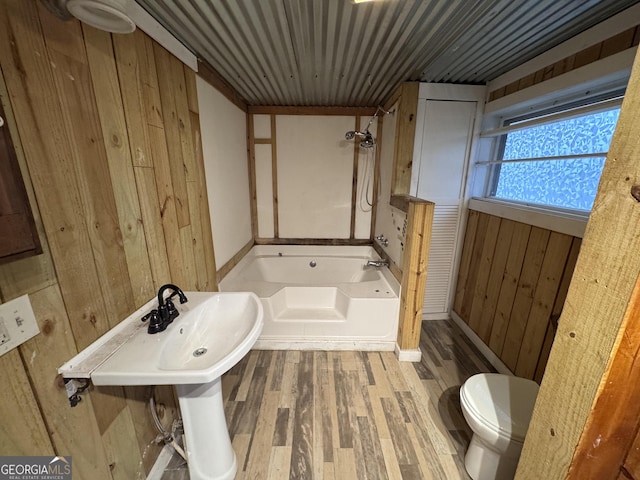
[365,260,389,268]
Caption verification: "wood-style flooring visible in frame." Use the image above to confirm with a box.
[160,319,496,479]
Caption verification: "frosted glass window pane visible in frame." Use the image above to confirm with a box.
[492,108,620,211]
[494,157,606,210]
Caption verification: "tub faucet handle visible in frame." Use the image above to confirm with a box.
[375,234,389,247]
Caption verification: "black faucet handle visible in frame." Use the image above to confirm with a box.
[165,299,180,323]
[142,309,158,322]
[143,309,166,334]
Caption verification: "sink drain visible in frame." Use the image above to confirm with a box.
[193,347,207,357]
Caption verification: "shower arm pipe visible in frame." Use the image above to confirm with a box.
[363,105,396,132]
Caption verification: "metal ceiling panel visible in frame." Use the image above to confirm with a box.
[135,0,640,107]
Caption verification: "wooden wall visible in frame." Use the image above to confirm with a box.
[0,0,215,477]
[453,210,581,381]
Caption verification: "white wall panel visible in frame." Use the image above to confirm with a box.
[354,115,376,239]
[255,144,274,237]
[354,150,374,238]
[373,106,405,267]
[196,76,252,267]
[253,114,271,138]
[276,115,354,238]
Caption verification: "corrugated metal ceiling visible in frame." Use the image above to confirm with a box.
[135,0,640,106]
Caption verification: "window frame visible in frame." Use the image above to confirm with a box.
[481,89,625,215]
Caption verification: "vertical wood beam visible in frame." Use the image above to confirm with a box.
[566,273,640,479]
[247,114,258,240]
[397,200,434,351]
[369,117,383,241]
[350,116,360,239]
[271,114,279,239]
[391,83,419,196]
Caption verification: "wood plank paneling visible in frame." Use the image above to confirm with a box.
[501,227,550,371]
[476,219,516,342]
[0,0,111,351]
[0,350,52,456]
[23,285,114,479]
[488,221,531,355]
[154,44,191,228]
[453,210,479,314]
[453,210,581,380]
[467,215,501,333]
[0,0,217,475]
[390,83,420,196]
[398,200,435,350]
[84,25,155,309]
[458,212,491,321]
[515,232,573,378]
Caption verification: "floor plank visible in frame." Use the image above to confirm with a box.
[161,319,496,479]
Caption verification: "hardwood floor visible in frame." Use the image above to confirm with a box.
[160,319,496,479]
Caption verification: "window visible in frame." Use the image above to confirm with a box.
[485,95,622,212]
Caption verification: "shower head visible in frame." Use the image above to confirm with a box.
[345,130,368,140]
[360,132,375,148]
[344,106,394,147]
[345,130,375,147]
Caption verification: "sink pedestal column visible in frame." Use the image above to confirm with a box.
[175,377,236,480]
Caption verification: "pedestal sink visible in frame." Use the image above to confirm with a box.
[58,291,263,480]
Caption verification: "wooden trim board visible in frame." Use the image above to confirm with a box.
[248,106,376,116]
[397,200,434,351]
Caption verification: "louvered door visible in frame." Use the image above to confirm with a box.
[412,96,480,318]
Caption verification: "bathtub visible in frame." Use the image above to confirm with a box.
[219,245,400,350]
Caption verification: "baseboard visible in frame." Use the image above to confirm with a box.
[254,339,396,351]
[146,444,174,480]
[394,344,422,362]
[449,312,513,375]
[422,312,450,321]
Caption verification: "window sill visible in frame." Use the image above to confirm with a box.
[468,198,587,238]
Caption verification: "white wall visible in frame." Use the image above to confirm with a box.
[196,76,252,268]
[253,114,373,240]
[373,103,406,268]
[276,115,354,238]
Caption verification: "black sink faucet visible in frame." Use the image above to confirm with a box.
[142,284,188,334]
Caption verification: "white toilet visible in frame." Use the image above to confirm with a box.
[459,373,539,480]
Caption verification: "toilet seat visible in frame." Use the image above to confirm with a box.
[460,373,539,443]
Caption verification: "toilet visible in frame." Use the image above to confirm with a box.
[460,373,539,480]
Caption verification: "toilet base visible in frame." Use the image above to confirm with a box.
[464,433,522,480]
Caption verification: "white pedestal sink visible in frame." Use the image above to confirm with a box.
[58,291,263,480]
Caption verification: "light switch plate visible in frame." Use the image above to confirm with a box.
[0,294,40,357]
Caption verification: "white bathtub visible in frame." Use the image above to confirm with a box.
[219,245,400,350]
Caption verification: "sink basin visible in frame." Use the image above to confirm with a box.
[59,290,263,480]
[90,291,263,386]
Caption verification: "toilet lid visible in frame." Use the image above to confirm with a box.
[461,373,539,442]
